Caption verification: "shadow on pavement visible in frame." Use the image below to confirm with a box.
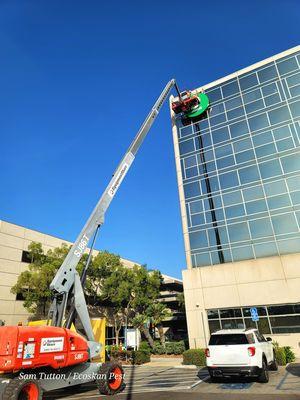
[286,363,300,377]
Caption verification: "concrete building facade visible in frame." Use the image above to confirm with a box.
[171,46,300,355]
[0,219,139,326]
[0,219,186,343]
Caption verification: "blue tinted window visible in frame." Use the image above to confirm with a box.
[249,113,269,131]
[233,138,252,152]
[253,130,273,146]
[249,218,273,239]
[264,94,281,107]
[225,96,242,110]
[277,57,298,75]
[200,133,212,148]
[189,231,208,249]
[273,125,290,140]
[272,213,298,235]
[254,242,278,258]
[215,144,233,158]
[243,88,261,104]
[277,238,300,255]
[181,125,193,137]
[223,190,243,206]
[245,99,264,114]
[210,103,225,116]
[232,246,254,261]
[261,82,278,96]
[235,149,255,163]
[290,191,300,205]
[290,100,300,118]
[230,120,249,138]
[225,204,245,219]
[186,166,198,178]
[268,105,291,125]
[290,86,300,97]
[185,155,197,168]
[222,80,239,97]
[191,213,205,226]
[239,73,259,91]
[201,150,214,162]
[287,72,300,87]
[245,199,267,214]
[217,156,235,169]
[276,138,295,152]
[211,127,230,144]
[194,253,211,267]
[219,171,239,189]
[179,139,194,154]
[267,194,291,210]
[207,87,222,103]
[239,165,260,184]
[264,180,287,196]
[281,153,300,174]
[255,143,276,158]
[257,64,278,83]
[184,182,200,198]
[228,222,250,242]
[190,200,203,214]
[259,159,282,179]
[287,175,300,191]
[227,107,244,120]
[243,185,264,201]
[210,113,226,127]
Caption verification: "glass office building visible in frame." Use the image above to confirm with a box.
[176,47,300,268]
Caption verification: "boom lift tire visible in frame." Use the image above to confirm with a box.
[96,361,125,395]
[2,378,43,400]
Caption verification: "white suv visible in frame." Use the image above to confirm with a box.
[206,329,278,383]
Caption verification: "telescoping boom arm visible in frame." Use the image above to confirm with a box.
[48,79,179,354]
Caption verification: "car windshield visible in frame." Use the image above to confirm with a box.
[209,334,249,345]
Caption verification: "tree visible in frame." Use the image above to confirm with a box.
[11,242,88,317]
[130,266,162,349]
[177,292,185,311]
[132,313,155,349]
[147,302,171,347]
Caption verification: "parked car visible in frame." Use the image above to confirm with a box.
[205,329,278,383]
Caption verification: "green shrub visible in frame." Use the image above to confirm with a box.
[153,342,166,355]
[284,346,296,363]
[164,341,186,355]
[183,349,206,366]
[275,347,286,366]
[139,341,151,352]
[132,349,151,365]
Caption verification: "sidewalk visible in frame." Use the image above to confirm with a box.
[144,356,196,368]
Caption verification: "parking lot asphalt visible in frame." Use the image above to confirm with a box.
[43,363,300,399]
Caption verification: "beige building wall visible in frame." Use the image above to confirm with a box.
[183,254,300,355]
[0,219,139,326]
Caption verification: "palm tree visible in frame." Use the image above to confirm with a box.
[132,314,155,349]
[148,302,171,348]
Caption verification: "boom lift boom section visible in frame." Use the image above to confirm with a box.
[47,79,178,358]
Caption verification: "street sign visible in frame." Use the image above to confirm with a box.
[250,307,259,322]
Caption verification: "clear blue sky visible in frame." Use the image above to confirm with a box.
[0,1,299,278]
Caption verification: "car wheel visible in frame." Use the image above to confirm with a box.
[258,359,269,383]
[269,352,278,371]
[209,371,221,383]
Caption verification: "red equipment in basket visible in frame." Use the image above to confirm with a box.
[171,90,200,114]
[0,326,89,373]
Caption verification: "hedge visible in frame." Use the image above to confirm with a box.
[182,349,206,366]
[283,346,296,363]
[275,347,286,366]
[132,349,151,365]
[139,340,186,355]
